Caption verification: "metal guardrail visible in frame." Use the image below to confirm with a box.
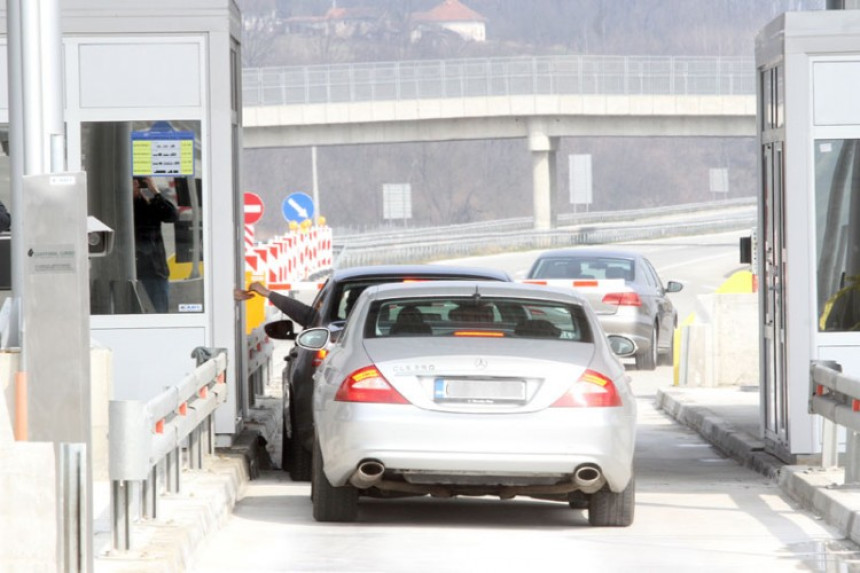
[333,198,756,244]
[247,322,274,401]
[244,54,755,107]
[810,360,860,482]
[108,347,228,552]
[332,200,757,269]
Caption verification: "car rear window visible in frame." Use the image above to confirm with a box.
[364,296,593,342]
[531,257,634,281]
[328,273,507,322]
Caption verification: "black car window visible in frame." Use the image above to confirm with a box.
[308,279,331,327]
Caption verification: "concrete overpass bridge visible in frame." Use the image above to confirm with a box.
[241,55,757,228]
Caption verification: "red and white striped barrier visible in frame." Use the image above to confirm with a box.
[243,224,333,290]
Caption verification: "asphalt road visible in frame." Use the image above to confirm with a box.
[189,232,857,572]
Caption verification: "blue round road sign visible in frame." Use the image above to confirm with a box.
[282,192,315,223]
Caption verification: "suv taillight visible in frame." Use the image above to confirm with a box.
[334,366,408,404]
[551,370,621,407]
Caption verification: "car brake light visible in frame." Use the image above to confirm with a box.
[312,349,328,367]
[602,292,642,307]
[551,370,621,407]
[453,331,505,337]
[335,366,408,404]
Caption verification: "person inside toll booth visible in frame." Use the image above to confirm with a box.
[0,200,10,233]
[133,176,178,313]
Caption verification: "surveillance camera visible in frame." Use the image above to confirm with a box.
[87,216,115,257]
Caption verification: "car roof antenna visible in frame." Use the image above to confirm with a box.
[471,285,482,302]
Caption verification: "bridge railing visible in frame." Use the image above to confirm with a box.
[244,54,755,107]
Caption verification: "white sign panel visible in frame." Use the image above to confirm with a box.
[383,183,412,220]
[569,154,593,205]
[709,168,729,194]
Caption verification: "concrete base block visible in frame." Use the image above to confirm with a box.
[0,442,57,572]
[680,323,713,387]
[679,292,759,388]
[712,293,759,386]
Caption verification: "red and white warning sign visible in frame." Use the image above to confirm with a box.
[244,192,265,225]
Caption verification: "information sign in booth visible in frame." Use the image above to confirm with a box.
[756,11,860,461]
[0,2,249,442]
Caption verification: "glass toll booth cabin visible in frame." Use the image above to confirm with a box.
[756,11,860,461]
[0,2,248,441]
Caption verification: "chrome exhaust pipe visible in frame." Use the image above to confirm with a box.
[573,464,604,493]
[349,460,385,489]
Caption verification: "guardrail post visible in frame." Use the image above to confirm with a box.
[822,418,839,469]
[189,426,202,470]
[205,414,214,455]
[141,465,157,519]
[111,480,130,551]
[847,430,860,484]
[166,446,180,494]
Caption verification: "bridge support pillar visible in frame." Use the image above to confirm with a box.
[528,121,558,230]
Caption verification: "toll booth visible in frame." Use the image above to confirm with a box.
[756,11,860,461]
[0,2,249,441]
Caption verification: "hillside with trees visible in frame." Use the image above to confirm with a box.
[239,0,823,238]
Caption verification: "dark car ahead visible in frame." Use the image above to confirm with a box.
[267,264,512,480]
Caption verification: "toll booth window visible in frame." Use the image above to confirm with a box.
[83,120,204,315]
[0,126,10,292]
[815,139,860,332]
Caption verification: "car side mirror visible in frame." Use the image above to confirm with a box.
[264,319,296,340]
[607,335,636,357]
[665,281,683,293]
[296,327,331,350]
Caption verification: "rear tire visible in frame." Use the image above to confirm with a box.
[568,490,589,509]
[635,327,657,371]
[288,430,313,482]
[312,437,358,522]
[280,419,290,472]
[588,476,635,527]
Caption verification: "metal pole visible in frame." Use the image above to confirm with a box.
[311,146,320,220]
[111,481,130,552]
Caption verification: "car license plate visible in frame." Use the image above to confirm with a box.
[434,378,526,404]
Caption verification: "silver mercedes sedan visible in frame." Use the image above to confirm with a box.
[297,280,638,526]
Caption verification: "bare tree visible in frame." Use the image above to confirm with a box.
[242,0,282,67]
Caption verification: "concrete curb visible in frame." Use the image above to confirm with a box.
[656,387,860,548]
[779,466,860,547]
[654,388,783,478]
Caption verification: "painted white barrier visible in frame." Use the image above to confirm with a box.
[679,292,759,388]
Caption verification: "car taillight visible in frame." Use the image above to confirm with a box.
[312,349,328,367]
[335,366,408,404]
[551,370,621,407]
[602,292,642,307]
